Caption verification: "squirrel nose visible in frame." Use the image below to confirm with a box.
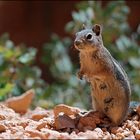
[74,40,82,46]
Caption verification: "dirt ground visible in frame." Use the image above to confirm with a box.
[0,89,140,139]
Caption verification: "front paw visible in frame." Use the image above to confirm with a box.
[77,71,84,80]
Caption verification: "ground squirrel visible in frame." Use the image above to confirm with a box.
[74,24,131,126]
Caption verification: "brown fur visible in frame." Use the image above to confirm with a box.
[74,25,131,125]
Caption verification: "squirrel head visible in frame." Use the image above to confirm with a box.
[74,24,103,52]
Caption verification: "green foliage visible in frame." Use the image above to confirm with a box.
[0,33,47,102]
[42,1,140,108]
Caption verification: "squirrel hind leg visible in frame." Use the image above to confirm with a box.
[106,108,125,126]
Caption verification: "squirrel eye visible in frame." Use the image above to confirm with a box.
[86,33,93,40]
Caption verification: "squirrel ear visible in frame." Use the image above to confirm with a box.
[82,24,86,30]
[92,24,102,36]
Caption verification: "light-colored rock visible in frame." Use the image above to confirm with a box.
[0,104,17,120]
[30,107,50,121]
[135,130,140,139]
[0,124,6,132]
[130,125,138,133]
[5,89,35,113]
[111,127,123,134]
[53,104,80,118]
[25,130,47,139]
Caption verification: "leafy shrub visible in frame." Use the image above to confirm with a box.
[0,33,47,104]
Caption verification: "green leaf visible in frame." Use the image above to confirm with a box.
[18,48,37,64]
[129,57,140,68]
[5,40,14,49]
[0,83,14,97]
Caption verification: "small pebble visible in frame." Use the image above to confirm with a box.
[135,130,140,139]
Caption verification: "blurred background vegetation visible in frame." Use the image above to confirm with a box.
[0,1,140,109]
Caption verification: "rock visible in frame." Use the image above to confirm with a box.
[54,114,75,130]
[116,132,125,139]
[36,122,48,130]
[103,132,111,139]
[123,130,132,137]
[126,120,134,129]
[135,130,140,139]
[77,111,102,131]
[17,121,29,129]
[78,130,99,139]
[85,111,103,118]
[30,107,50,121]
[102,128,107,132]
[0,104,17,120]
[0,124,6,132]
[25,119,39,131]
[78,116,96,131]
[132,115,139,121]
[111,133,116,139]
[0,114,5,120]
[111,127,123,134]
[5,89,35,114]
[130,125,138,133]
[85,111,101,124]
[25,130,47,139]
[53,104,80,118]
[94,128,104,138]
[124,134,135,139]
[133,120,139,126]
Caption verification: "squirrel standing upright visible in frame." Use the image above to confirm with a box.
[74,24,131,126]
